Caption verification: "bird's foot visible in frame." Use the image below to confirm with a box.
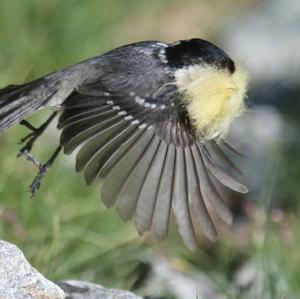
[29,163,51,197]
[19,146,62,197]
[18,150,48,197]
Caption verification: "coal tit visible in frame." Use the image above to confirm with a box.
[0,38,249,250]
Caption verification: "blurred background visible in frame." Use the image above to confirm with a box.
[0,0,300,298]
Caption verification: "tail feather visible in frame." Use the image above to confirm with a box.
[0,84,23,96]
[0,78,59,133]
[0,79,42,104]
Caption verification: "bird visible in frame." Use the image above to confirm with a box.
[0,38,249,250]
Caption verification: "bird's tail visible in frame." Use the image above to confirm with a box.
[0,78,59,133]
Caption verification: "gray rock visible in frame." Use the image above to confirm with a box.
[0,240,65,299]
[58,280,142,299]
[0,240,142,299]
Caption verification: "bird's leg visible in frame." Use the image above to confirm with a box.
[18,111,58,155]
[23,145,62,197]
[17,111,61,196]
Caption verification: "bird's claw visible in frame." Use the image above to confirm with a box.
[28,163,50,197]
[17,150,49,197]
[18,146,62,197]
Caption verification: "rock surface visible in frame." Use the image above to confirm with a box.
[0,240,65,299]
[58,280,142,299]
[0,240,142,299]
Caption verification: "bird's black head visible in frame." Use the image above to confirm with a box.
[165,38,235,73]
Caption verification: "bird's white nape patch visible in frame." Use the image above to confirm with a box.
[175,63,249,140]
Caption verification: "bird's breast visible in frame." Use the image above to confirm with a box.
[174,63,249,140]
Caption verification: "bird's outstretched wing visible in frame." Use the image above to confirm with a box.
[58,77,248,251]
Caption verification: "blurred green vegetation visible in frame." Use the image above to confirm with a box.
[0,1,300,298]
